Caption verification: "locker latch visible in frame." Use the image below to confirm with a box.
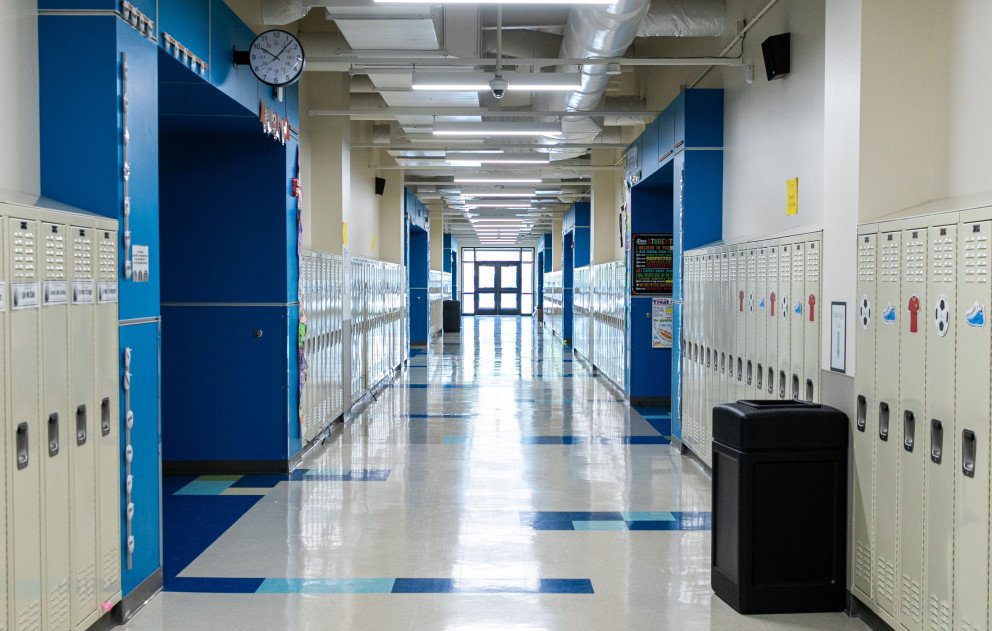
[962,430,977,477]
[101,397,111,436]
[48,413,60,457]
[930,419,943,464]
[15,422,28,470]
[856,396,866,432]
[903,411,915,452]
[878,402,890,441]
[76,405,87,446]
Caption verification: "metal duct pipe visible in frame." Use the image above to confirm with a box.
[261,0,309,25]
[537,0,651,160]
[638,0,725,37]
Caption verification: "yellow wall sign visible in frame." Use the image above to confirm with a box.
[342,221,348,246]
[787,178,799,216]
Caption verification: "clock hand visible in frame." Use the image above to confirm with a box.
[272,40,293,60]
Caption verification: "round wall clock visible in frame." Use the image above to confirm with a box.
[248,30,305,87]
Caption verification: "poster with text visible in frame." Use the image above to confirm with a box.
[652,297,674,349]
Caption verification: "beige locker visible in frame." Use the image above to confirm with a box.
[873,227,901,625]
[789,240,805,400]
[804,238,822,402]
[0,217,7,631]
[897,223,927,631]
[953,212,992,631]
[8,215,43,631]
[755,246,767,396]
[776,241,792,399]
[41,218,72,631]
[765,243,779,397]
[924,217,958,631]
[683,254,695,442]
[93,223,120,607]
[735,246,748,401]
[853,226,878,604]
[745,247,757,396]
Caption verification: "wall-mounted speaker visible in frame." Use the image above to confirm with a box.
[375,177,386,196]
[761,33,791,81]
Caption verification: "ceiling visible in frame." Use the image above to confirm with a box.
[224,0,730,247]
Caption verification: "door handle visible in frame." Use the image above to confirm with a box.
[879,402,890,441]
[16,422,28,470]
[48,413,60,457]
[962,429,977,477]
[930,419,943,464]
[76,405,87,446]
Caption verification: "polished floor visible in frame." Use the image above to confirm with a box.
[123,317,868,630]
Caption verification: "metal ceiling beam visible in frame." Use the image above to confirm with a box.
[353,143,627,150]
[314,55,743,68]
[310,108,656,118]
[378,164,620,170]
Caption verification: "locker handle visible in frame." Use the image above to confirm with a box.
[76,405,87,446]
[756,364,762,390]
[806,379,814,403]
[101,397,111,436]
[792,375,800,400]
[856,395,866,432]
[878,402,890,441]
[737,358,743,382]
[15,422,28,470]
[747,361,752,386]
[930,419,943,464]
[48,413,60,457]
[779,371,786,398]
[767,367,774,395]
[962,429,977,478]
[903,411,915,452]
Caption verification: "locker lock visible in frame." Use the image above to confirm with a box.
[126,410,134,431]
[126,474,134,497]
[127,536,135,555]
[253,329,264,339]
[124,347,132,370]
[126,502,135,523]
[125,444,134,465]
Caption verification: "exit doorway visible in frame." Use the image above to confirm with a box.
[461,248,535,316]
[475,262,520,315]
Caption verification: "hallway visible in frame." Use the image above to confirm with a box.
[124,317,865,630]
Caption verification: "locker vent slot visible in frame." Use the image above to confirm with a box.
[855,542,872,588]
[963,228,988,285]
[927,594,952,631]
[76,404,87,445]
[806,379,814,402]
[16,422,29,469]
[900,576,923,624]
[903,411,915,452]
[48,580,69,627]
[878,402,890,441]
[48,413,60,457]
[857,396,867,431]
[102,549,120,594]
[78,562,96,611]
[16,600,41,631]
[962,617,982,631]
[930,419,943,463]
[875,555,897,605]
[962,429,977,477]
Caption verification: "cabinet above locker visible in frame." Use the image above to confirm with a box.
[675,89,724,150]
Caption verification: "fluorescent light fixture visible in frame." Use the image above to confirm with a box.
[462,193,536,198]
[465,203,534,208]
[413,72,582,92]
[445,160,483,167]
[433,122,562,137]
[380,0,616,5]
[446,149,504,154]
[447,152,549,165]
[455,178,542,183]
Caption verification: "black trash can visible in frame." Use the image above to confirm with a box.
[711,400,848,615]
[442,300,461,332]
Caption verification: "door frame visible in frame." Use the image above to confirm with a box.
[475,261,521,315]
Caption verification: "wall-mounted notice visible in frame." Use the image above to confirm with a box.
[787,177,799,216]
[632,234,673,294]
[831,301,846,373]
[652,297,674,349]
[132,244,150,282]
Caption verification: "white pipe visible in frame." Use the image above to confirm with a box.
[688,0,781,88]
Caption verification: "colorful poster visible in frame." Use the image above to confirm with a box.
[652,297,674,349]
[632,234,674,294]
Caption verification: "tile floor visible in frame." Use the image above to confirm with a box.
[122,316,868,630]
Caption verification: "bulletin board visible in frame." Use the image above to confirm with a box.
[632,234,674,295]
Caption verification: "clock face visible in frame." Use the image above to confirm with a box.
[249,30,305,87]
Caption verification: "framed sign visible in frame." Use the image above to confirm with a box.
[830,302,846,373]
[631,234,674,295]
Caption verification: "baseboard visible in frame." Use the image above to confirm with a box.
[669,435,687,454]
[681,442,712,476]
[629,396,671,406]
[85,610,118,631]
[846,593,895,631]
[113,568,163,624]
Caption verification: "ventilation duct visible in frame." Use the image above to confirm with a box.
[638,0,725,37]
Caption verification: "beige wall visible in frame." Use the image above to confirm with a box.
[0,2,39,196]
[347,122,381,259]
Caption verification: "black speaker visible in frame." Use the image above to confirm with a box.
[761,33,791,81]
[375,177,386,196]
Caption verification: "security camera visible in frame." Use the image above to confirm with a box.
[490,75,508,99]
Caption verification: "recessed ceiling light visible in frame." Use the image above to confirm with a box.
[455,178,542,184]
[434,122,562,137]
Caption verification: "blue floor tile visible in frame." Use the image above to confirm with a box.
[257,578,396,594]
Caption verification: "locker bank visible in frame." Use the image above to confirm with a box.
[2,0,991,629]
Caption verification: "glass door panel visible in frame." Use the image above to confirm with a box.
[500,266,518,290]
[500,293,518,311]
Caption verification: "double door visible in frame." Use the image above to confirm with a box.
[476,262,520,315]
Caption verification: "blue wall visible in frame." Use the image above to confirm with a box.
[39,13,162,597]
[407,188,431,344]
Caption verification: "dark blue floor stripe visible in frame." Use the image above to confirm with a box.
[521,435,670,445]
[391,578,593,594]
[166,577,264,593]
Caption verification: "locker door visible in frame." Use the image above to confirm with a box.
[746,248,757,397]
[0,218,7,631]
[924,221,957,631]
[8,216,43,631]
[681,255,692,441]
[777,242,792,399]
[790,240,806,400]
[68,223,99,630]
[704,251,715,449]
[954,216,992,631]
[755,246,768,396]
[853,228,878,603]
[898,225,927,631]
[805,238,822,402]
[873,228,902,624]
[735,246,747,401]
[94,225,120,607]
[766,244,778,397]
[729,249,740,398]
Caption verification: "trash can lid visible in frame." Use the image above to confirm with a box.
[712,400,849,451]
